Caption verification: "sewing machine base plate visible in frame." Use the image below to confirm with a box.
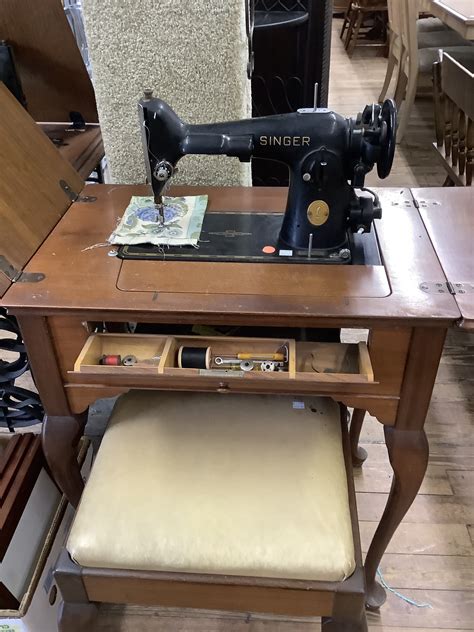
[117,211,382,265]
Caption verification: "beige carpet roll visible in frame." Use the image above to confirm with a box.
[82,0,252,185]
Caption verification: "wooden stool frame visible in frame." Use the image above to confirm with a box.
[54,406,368,632]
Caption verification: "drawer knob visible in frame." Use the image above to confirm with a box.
[217,382,230,393]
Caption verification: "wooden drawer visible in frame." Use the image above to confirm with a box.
[71,333,375,389]
[73,333,168,375]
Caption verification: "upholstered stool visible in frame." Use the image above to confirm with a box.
[55,391,367,631]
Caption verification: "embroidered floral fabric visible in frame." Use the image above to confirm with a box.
[108,195,208,246]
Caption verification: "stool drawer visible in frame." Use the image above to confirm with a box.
[70,333,375,387]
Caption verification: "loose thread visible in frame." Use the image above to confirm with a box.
[377,568,432,609]
[81,242,111,252]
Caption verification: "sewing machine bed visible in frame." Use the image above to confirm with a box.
[117,211,382,266]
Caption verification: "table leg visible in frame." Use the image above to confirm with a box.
[349,408,368,467]
[16,315,87,507]
[364,425,428,608]
[364,327,446,609]
[42,413,88,508]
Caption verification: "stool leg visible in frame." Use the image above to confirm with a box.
[322,570,367,631]
[55,548,99,632]
[59,602,99,632]
[42,412,88,508]
[322,617,368,631]
[349,408,368,467]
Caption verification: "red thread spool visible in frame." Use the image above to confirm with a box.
[100,354,122,366]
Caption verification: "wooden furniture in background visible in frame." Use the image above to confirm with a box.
[428,0,474,39]
[0,0,97,122]
[340,0,388,57]
[379,0,474,142]
[0,433,42,609]
[433,51,474,185]
[0,83,84,300]
[39,124,105,181]
[0,0,104,180]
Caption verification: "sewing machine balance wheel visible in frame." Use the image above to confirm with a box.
[377,99,397,179]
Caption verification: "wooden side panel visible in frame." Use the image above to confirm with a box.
[0,0,98,122]
[83,574,334,617]
[368,328,412,396]
[0,83,84,275]
[48,317,91,380]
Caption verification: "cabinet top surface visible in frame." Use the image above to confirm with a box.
[1,184,463,326]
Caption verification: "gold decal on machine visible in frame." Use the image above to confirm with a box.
[307,200,329,226]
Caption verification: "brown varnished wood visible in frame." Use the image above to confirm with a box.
[413,188,474,328]
[0,83,83,298]
[367,328,411,395]
[118,259,390,298]
[83,571,335,618]
[42,414,87,508]
[3,185,460,327]
[364,326,447,608]
[40,124,104,180]
[0,0,98,122]
[15,315,71,416]
[350,409,368,467]
[364,426,430,610]
[0,434,42,561]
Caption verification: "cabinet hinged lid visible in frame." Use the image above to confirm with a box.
[0,82,84,298]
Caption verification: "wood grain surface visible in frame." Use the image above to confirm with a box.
[0,83,83,298]
[40,124,104,179]
[413,188,474,328]
[0,0,98,122]
[2,184,460,326]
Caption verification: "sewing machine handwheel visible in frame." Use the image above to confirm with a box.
[377,99,397,179]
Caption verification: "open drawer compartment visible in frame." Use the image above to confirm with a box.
[295,342,375,383]
[161,336,295,380]
[73,333,168,375]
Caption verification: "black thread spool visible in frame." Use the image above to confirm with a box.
[177,346,211,369]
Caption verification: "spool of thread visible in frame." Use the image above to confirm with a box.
[177,346,211,369]
[100,354,122,366]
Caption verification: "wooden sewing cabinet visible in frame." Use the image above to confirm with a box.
[0,94,472,619]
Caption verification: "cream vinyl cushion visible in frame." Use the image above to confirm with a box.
[67,391,356,582]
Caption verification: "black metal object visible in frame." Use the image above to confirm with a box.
[118,211,382,266]
[0,308,43,431]
[138,95,396,260]
[0,41,26,107]
[250,0,333,185]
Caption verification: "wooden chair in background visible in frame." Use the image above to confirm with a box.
[340,0,388,57]
[433,51,474,185]
[378,0,474,142]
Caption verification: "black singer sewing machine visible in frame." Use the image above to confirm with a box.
[118,90,396,265]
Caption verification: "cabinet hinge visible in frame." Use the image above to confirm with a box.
[420,281,474,295]
[0,256,45,284]
[60,179,97,203]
